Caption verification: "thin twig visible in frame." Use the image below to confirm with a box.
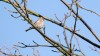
[60,0,100,42]
[3,0,100,48]
[77,3,100,17]
[89,46,100,54]
[54,14,62,22]
[74,36,86,56]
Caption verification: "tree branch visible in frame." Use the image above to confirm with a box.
[8,0,70,55]
[60,0,100,42]
[3,0,100,48]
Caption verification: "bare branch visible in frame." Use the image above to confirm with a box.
[2,0,100,48]
[89,46,100,54]
[60,0,100,43]
[77,3,100,17]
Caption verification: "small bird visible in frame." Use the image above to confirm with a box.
[26,17,44,32]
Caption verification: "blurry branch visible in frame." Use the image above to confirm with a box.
[54,14,62,22]
[32,49,40,56]
[70,0,78,54]
[15,42,63,48]
[23,0,29,18]
[74,36,86,56]
[89,46,100,54]
[56,34,62,45]
[69,1,79,55]
[77,3,100,17]
[55,14,69,48]
[2,0,100,48]
[71,1,79,38]
[63,14,70,48]
[7,0,71,55]
[63,29,69,48]
[37,50,40,56]
[0,50,9,56]
[0,48,22,56]
[4,7,21,18]
[15,41,68,49]
[60,0,100,42]
[63,14,74,55]
[13,47,21,56]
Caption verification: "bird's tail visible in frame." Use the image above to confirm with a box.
[26,27,34,32]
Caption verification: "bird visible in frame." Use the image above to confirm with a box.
[26,17,44,32]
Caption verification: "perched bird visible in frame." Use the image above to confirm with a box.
[26,17,44,32]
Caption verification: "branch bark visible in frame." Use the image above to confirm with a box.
[60,0,100,42]
[3,0,100,48]
[7,0,70,55]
